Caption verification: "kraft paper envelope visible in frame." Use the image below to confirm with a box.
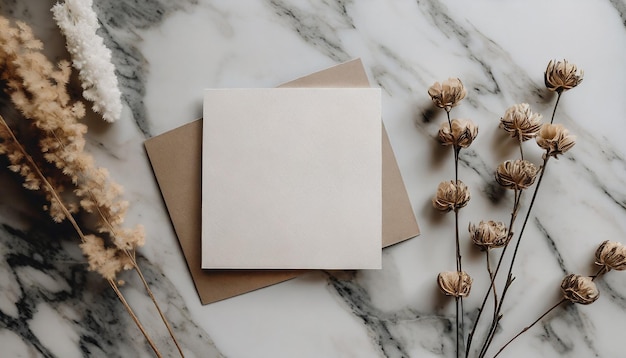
[144,59,419,304]
[201,88,382,270]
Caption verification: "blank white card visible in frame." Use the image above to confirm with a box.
[202,88,381,269]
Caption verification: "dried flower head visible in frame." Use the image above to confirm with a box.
[495,159,538,190]
[469,220,509,250]
[433,180,470,212]
[545,59,583,93]
[438,271,473,298]
[438,119,478,148]
[428,78,467,112]
[536,123,576,159]
[500,103,542,141]
[595,240,626,271]
[561,274,599,305]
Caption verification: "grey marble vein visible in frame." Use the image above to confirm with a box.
[0,221,221,357]
[93,0,199,137]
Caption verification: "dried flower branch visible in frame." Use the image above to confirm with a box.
[51,0,123,122]
[429,76,475,358]
[0,17,182,357]
[423,60,592,358]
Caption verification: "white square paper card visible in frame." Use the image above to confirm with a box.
[202,88,382,269]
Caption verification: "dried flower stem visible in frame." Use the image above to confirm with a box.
[478,158,549,358]
[109,279,163,358]
[0,115,163,357]
[493,266,606,357]
[87,186,184,357]
[38,110,184,357]
[466,189,521,357]
[550,92,562,124]
[492,298,566,358]
[448,110,465,357]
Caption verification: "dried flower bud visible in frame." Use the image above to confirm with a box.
[495,159,538,190]
[438,271,473,297]
[544,59,583,93]
[561,274,599,305]
[438,119,478,148]
[432,180,470,212]
[536,123,576,159]
[500,103,542,141]
[595,240,626,271]
[469,220,509,250]
[428,78,467,112]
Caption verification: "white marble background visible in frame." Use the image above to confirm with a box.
[0,0,625,357]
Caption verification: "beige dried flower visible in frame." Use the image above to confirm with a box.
[536,123,576,159]
[433,180,470,212]
[545,59,583,93]
[495,159,538,190]
[438,271,473,297]
[469,220,509,250]
[500,103,542,141]
[428,78,467,112]
[561,274,599,305]
[438,119,478,148]
[595,240,626,271]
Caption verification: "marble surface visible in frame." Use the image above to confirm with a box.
[1,0,625,357]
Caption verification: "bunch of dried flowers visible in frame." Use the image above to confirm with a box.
[428,60,622,358]
[0,16,182,357]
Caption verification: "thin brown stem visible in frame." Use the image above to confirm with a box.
[109,279,163,358]
[0,116,164,357]
[47,126,185,357]
[550,91,562,124]
[479,158,549,357]
[486,252,498,323]
[467,190,521,357]
[492,299,567,358]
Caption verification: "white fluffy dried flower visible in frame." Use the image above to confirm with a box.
[595,240,626,271]
[438,119,478,148]
[52,0,122,122]
[561,274,599,305]
[536,123,576,159]
[428,78,467,112]
[545,59,583,93]
[438,271,472,298]
[500,103,542,141]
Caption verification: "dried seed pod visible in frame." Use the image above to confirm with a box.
[438,271,473,298]
[469,220,509,250]
[536,123,576,159]
[544,59,583,93]
[432,180,470,212]
[428,78,467,112]
[595,240,626,271]
[438,119,479,148]
[500,103,542,141]
[561,274,599,305]
[495,159,538,190]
